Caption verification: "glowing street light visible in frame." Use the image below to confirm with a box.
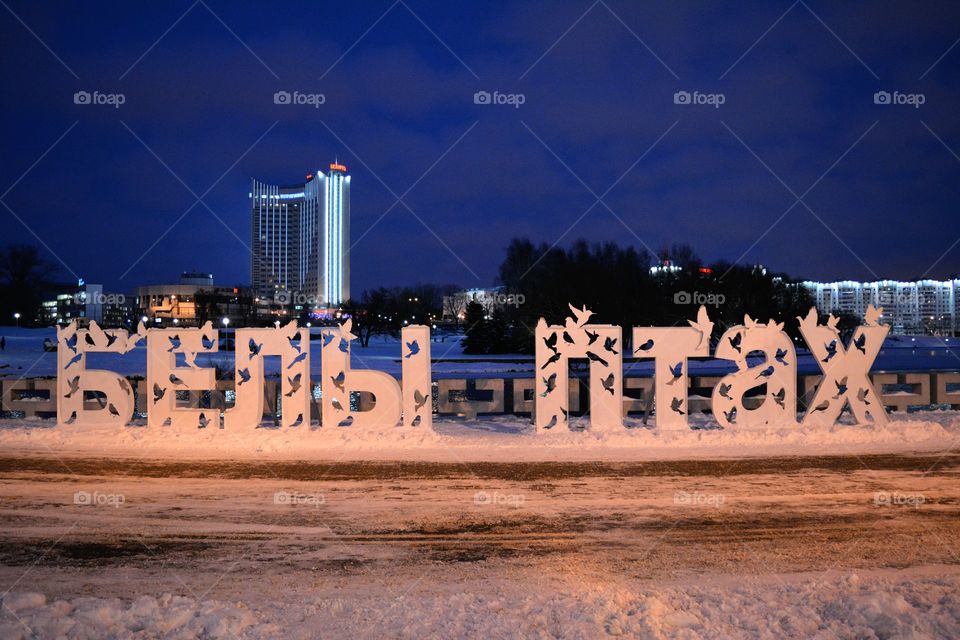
[222,317,230,328]
[13,312,21,327]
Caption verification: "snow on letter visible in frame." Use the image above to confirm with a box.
[401,325,432,428]
[632,306,713,430]
[146,321,219,429]
[56,320,146,426]
[224,321,311,429]
[711,315,796,428]
[321,318,402,428]
[798,305,888,426]
[535,304,623,432]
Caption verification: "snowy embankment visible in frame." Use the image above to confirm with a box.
[2,567,959,639]
[1,411,958,461]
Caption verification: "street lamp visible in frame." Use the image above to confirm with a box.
[222,317,230,328]
[13,312,21,327]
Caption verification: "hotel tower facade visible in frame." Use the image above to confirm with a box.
[250,163,350,307]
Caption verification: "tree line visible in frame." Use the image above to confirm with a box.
[462,238,816,354]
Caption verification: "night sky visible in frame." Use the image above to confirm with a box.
[1,1,959,294]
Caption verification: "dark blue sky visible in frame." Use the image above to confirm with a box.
[1,0,958,293]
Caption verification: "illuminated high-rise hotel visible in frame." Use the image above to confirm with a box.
[318,162,350,305]
[250,163,350,307]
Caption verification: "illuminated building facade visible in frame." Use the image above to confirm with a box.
[317,163,350,306]
[802,279,960,335]
[38,281,132,328]
[250,162,350,308]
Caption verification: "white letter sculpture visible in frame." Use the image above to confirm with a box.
[225,321,311,429]
[799,306,888,426]
[632,306,713,430]
[56,320,146,426]
[50,303,897,435]
[321,318,402,428]
[535,304,623,431]
[712,315,796,428]
[401,325,432,428]
[147,321,219,429]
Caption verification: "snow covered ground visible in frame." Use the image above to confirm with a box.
[0,411,958,462]
[2,362,959,637]
[0,450,958,638]
[2,569,959,639]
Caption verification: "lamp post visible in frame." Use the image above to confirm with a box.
[13,312,21,327]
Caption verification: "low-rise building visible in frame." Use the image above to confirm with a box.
[38,281,132,328]
[135,273,256,327]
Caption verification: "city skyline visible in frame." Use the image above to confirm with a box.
[1,1,959,294]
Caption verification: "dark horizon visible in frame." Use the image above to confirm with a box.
[1,1,959,294]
